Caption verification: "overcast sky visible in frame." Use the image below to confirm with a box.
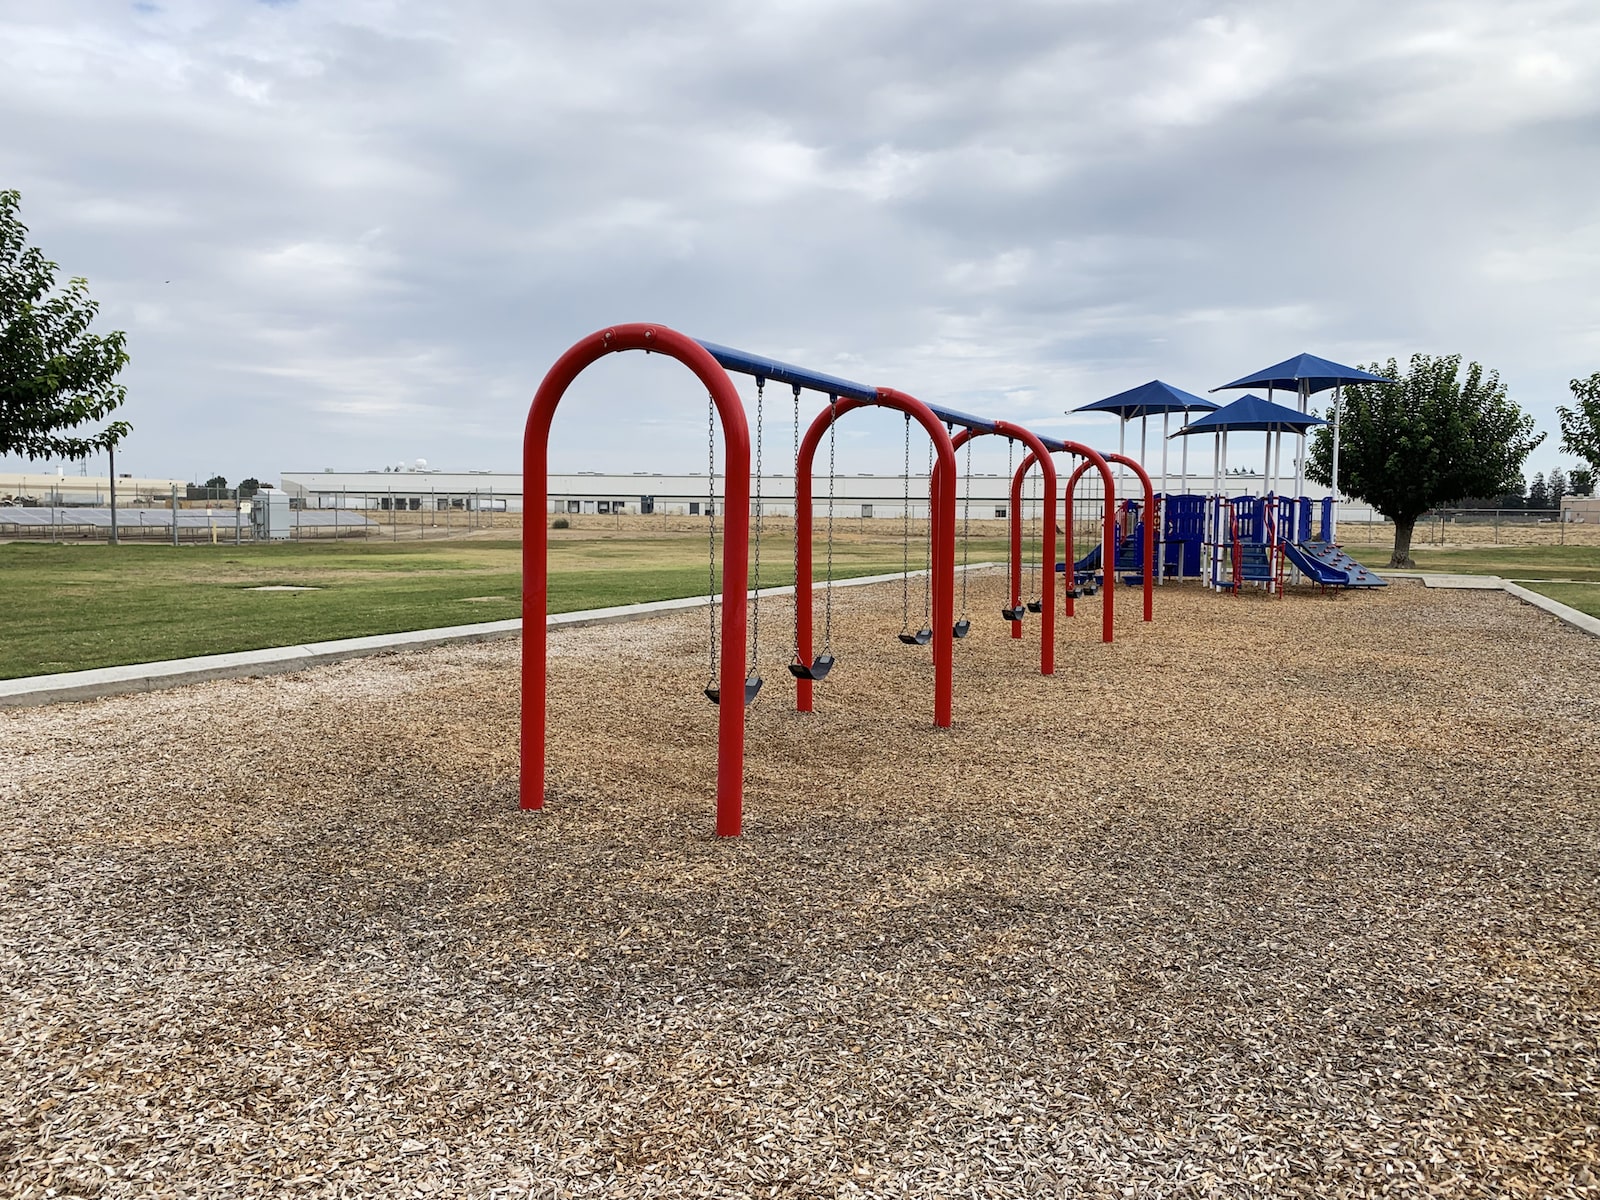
[3,0,1597,486]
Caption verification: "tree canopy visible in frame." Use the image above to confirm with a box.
[1,189,130,460]
[1557,372,1600,474]
[1305,354,1543,566]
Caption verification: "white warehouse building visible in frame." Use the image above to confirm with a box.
[279,467,1349,521]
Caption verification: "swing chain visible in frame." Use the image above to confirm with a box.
[1006,437,1017,612]
[960,436,972,616]
[706,392,718,687]
[922,434,933,622]
[791,385,802,662]
[750,379,763,673]
[823,395,837,651]
[1029,456,1040,602]
[901,413,912,633]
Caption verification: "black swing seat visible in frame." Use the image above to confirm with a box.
[898,628,933,646]
[788,654,835,681]
[1001,605,1025,621]
[705,676,763,706]
[1066,586,1083,599]
[1026,600,1044,613]
[952,618,971,639]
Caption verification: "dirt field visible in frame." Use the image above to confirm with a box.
[2,575,1597,1198]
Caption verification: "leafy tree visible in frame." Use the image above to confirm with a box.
[1306,354,1543,566]
[205,474,227,490]
[1571,467,1596,497]
[1557,372,1600,473]
[1,189,130,459]
[1500,475,1527,509]
[1548,467,1568,510]
[238,477,261,499]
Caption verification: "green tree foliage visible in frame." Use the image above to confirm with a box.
[1548,467,1568,510]
[1306,354,1543,567]
[1528,472,1549,510]
[0,189,130,459]
[205,474,227,490]
[238,477,261,499]
[1557,372,1600,473]
[1571,467,1595,497]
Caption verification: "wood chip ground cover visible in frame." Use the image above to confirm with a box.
[2,575,1597,1198]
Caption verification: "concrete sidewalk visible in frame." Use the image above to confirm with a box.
[0,566,1000,709]
[1389,571,1600,638]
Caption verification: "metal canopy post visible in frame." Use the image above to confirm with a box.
[1330,385,1343,539]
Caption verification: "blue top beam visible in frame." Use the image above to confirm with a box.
[696,339,1001,430]
[695,340,877,403]
[924,403,999,433]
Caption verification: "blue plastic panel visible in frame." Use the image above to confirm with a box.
[695,340,878,402]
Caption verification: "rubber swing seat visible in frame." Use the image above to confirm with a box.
[952,618,971,639]
[1001,606,1025,621]
[1026,600,1044,613]
[788,655,835,681]
[898,628,933,646]
[705,677,763,706]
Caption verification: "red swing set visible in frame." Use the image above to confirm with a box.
[521,323,1158,837]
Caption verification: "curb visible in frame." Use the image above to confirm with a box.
[0,564,1003,709]
[1501,581,1600,638]
[1387,571,1600,639]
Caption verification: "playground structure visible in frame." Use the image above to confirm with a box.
[1169,393,1387,596]
[522,330,1401,836]
[522,324,1166,837]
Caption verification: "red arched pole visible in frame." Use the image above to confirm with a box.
[522,324,751,838]
[1056,444,1118,643]
[943,424,1057,675]
[1038,450,1154,625]
[1101,452,1156,622]
[794,396,865,716]
[794,391,957,726]
[1008,466,1024,641]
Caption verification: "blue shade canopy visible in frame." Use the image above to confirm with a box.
[1172,394,1327,436]
[1214,352,1394,395]
[1073,379,1219,418]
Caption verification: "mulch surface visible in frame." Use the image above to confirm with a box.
[3,575,1597,1198]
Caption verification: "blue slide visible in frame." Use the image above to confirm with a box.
[1283,541,1387,589]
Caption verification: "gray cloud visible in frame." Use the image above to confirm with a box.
[2,0,1596,483]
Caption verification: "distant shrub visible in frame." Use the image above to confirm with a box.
[552,517,570,529]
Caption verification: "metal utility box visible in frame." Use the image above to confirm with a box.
[250,488,292,540]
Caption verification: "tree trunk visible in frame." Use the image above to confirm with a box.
[1390,515,1417,568]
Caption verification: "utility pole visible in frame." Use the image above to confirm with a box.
[108,443,119,546]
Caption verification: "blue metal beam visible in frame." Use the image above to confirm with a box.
[924,403,999,433]
[695,340,877,402]
[696,338,1001,431]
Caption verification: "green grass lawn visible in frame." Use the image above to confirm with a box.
[0,532,1015,679]
[1406,545,1600,583]
[1519,581,1600,619]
